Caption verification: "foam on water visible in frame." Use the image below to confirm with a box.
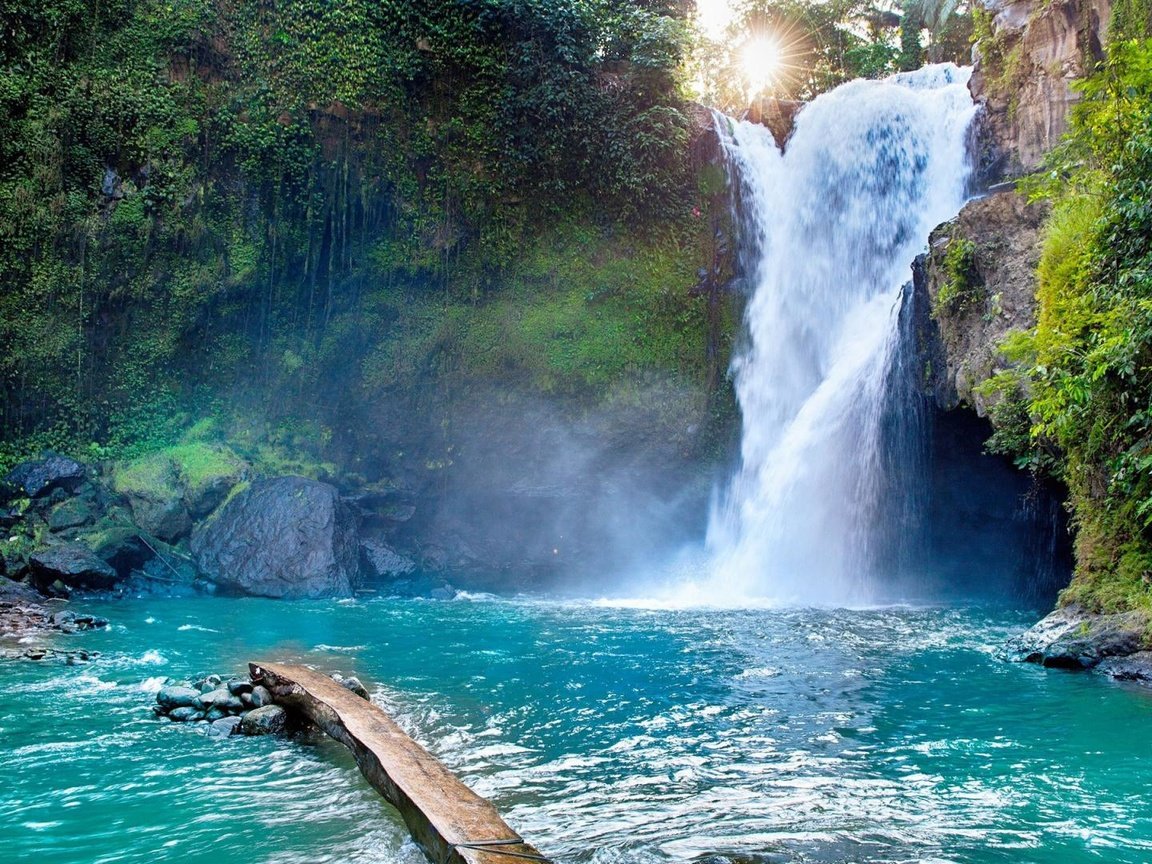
[6,596,1148,864]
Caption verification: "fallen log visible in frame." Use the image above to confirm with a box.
[249,661,551,864]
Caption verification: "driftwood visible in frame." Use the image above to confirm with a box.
[249,661,551,864]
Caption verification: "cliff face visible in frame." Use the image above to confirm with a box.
[969,0,1111,181]
[919,190,1047,414]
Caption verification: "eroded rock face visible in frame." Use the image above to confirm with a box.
[1008,604,1147,669]
[190,476,358,599]
[970,0,1111,181]
[917,189,1048,413]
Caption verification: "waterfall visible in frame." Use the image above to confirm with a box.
[706,64,978,605]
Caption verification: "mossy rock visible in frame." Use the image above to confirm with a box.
[47,496,95,532]
[167,443,248,518]
[111,455,189,542]
[111,443,248,540]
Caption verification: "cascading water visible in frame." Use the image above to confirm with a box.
[706,64,978,604]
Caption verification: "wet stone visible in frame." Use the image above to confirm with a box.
[239,705,287,736]
[157,685,201,709]
[208,716,242,738]
[249,685,273,708]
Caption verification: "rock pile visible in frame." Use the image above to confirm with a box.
[154,670,371,737]
[0,601,109,663]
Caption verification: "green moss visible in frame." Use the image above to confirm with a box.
[361,223,715,399]
[111,441,245,502]
[1060,515,1152,614]
[167,443,245,494]
[111,452,181,501]
[932,235,980,316]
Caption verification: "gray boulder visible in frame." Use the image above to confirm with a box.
[240,704,287,736]
[1010,604,1147,670]
[1096,651,1152,683]
[208,716,242,737]
[169,706,204,722]
[360,539,417,581]
[157,685,202,709]
[331,673,370,700]
[126,495,190,544]
[197,688,243,713]
[249,685,273,708]
[3,454,86,499]
[48,497,95,531]
[30,543,119,590]
[190,477,358,599]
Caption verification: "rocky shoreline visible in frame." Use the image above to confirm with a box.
[0,450,454,604]
[1008,604,1152,684]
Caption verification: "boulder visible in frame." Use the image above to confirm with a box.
[176,445,246,518]
[1009,605,1147,670]
[197,688,243,713]
[191,477,359,599]
[169,706,204,722]
[249,685,273,708]
[1097,652,1152,683]
[208,716,242,737]
[29,543,119,590]
[157,685,202,709]
[331,673,370,700]
[360,539,417,581]
[239,704,287,736]
[110,458,190,543]
[126,495,190,544]
[0,576,41,603]
[3,454,86,500]
[48,497,95,532]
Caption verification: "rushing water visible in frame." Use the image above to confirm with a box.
[4,595,1152,864]
[707,65,978,604]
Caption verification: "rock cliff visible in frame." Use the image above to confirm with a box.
[917,189,1047,414]
[969,0,1111,181]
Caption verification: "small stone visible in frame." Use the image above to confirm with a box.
[226,679,253,696]
[207,716,241,738]
[195,688,240,711]
[152,705,168,717]
[240,692,254,709]
[205,706,227,722]
[331,673,370,700]
[239,705,287,736]
[157,685,201,709]
[169,706,201,722]
[196,674,222,693]
[249,685,273,708]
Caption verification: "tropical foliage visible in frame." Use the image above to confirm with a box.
[988,32,1152,612]
[0,0,713,470]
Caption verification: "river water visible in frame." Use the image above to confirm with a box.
[4,595,1152,864]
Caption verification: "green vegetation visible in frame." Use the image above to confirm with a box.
[990,30,1152,613]
[971,6,1028,115]
[112,442,245,503]
[0,0,723,477]
[932,235,980,315]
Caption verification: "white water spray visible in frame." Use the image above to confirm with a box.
[705,65,978,605]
